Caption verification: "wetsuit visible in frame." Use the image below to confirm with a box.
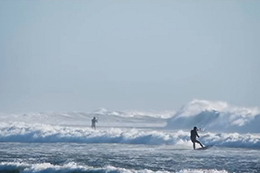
[190,129,203,149]
[91,118,98,129]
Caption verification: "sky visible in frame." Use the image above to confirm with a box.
[0,0,259,113]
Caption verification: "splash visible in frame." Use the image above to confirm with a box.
[0,123,259,148]
[166,99,260,133]
[0,162,229,173]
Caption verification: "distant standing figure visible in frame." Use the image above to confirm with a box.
[91,117,98,129]
[190,126,204,149]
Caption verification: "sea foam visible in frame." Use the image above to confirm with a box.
[166,99,260,133]
[0,123,259,148]
[0,99,259,148]
[0,162,229,173]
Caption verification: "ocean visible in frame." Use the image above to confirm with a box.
[0,100,259,173]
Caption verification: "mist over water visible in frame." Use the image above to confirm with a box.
[166,100,260,133]
[0,100,260,173]
[1,0,259,172]
[0,100,259,148]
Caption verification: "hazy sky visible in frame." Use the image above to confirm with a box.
[0,1,259,112]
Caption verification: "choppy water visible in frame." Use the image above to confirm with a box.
[0,142,259,173]
[0,100,260,173]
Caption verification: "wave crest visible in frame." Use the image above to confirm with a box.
[166,99,260,133]
[0,123,259,148]
[0,162,229,173]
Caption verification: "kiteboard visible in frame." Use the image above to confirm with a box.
[196,145,213,150]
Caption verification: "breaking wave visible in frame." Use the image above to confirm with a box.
[0,123,259,148]
[0,109,169,128]
[1,99,259,133]
[166,99,260,133]
[0,162,229,173]
[0,99,259,148]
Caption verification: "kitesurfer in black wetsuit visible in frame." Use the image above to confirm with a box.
[91,117,98,130]
[190,126,204,149]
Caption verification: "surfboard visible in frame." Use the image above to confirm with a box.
[196,145,213,150]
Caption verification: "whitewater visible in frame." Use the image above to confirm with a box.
[0,100,259,173]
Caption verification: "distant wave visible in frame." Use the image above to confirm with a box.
[1,99,259,133]
[0,99,259,148]
[166,99,260,133]
[93,108,174,119]
[0,109,169,128]
[0,162,229,173]
[0,123,259,148]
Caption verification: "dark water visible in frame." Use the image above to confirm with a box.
[0,143,259,173]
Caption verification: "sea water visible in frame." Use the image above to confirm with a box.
[0,100,260,173]
[0,140,260,173]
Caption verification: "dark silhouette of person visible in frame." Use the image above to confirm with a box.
[91,117,98,129]
[190,126,204,149]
